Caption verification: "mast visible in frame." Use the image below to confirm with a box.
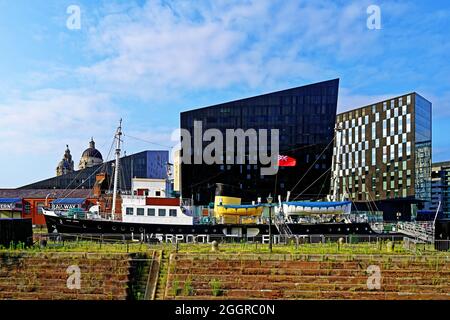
[331,124,343,202]
[111,119,122,219]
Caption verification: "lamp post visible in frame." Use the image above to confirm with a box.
[267,194,273,253]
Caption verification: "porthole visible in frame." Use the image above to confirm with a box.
[170,228,174,232]
[356,228,359,231]
[204,229,208,233]
[97,225,102,230]
[347,228,350,231]
[83,224,87,229]
[178,229,182,233]
[306,229,309,233]
[121,226,126,231]
[130,227,134,232]
[139,227,144,233]
[112,226,117,231]
[213,229,217,233]
[157,228,161,232]
[191,229,195,233]
[329,228,332,232]
[337,228,341,232]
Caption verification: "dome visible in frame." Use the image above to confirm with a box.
[82,148,103,159]
[81,138,103,160]
[78,138,104,170]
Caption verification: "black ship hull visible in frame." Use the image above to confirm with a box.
[44,214,376,239]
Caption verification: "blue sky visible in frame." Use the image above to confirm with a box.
[0,0,449,187]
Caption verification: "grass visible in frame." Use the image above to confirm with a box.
[1,239,449,256]
[209,278,223,297]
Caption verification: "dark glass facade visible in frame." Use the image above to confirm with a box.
[180,79,339,204]
[20,151,169,191]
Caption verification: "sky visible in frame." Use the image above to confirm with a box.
[0,0,449,188]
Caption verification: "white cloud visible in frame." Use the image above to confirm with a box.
[78,0,381,99]
[0,89,119,156]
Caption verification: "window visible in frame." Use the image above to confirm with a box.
[148,208,155,216]
[375,112,380,122]
[158,209,166,216]
[155,191,161,197]
[372,123,376,140]
[169,209,177,217]
[24,203,31,214]
[36,202,45,215]
[406,142,411,156]
[137,208,144,216]
[372,148,376,166]
[406,114,411,133]
[407,95,411,105]
[398,117,403,134]
[394,108,398,117]
[398,143,403,159]
[126,208,134,215]
[383,102,387,111]
[398,97,403,106]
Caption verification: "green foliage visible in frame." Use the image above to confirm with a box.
[210,278,223,297]
[183,277,194,296]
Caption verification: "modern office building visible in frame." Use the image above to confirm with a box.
[330,93,432,220]
[20,150,169,191]
[180,79,339,204]
[428,161,450,218]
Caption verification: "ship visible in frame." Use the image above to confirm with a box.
[43,120,377,241]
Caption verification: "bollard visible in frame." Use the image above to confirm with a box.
[338,237,344,251]
[211,240,219,252]
[386,240,394,252]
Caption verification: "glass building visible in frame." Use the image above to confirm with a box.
[331,93,432,206]
[20,150,169,191]
[428,161,450,218]
[180,79,339,204]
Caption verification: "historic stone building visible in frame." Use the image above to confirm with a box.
[78,138,104,170]
[56,145,74,176]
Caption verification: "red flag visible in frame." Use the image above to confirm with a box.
[278,155,296,167]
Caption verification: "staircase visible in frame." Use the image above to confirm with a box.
[0,252,135,300]
[154,250,169,300]
[164,253,450,300]
[274,216,293,238]
[397,222,434,243]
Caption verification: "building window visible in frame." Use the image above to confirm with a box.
[148,208,155,216]
[126,208,134,215]
[372,149,376,166]
[407,95,411,105]
[137,208,144,216]
[406,114,411,133]
[158,209,166,216]
[24,203,31,214]
[169,209,177,217]
[382,120,387,137]
[406,142,411,156]
[383,102,387,111]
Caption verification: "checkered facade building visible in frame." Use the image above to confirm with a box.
[331,93,432,203]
